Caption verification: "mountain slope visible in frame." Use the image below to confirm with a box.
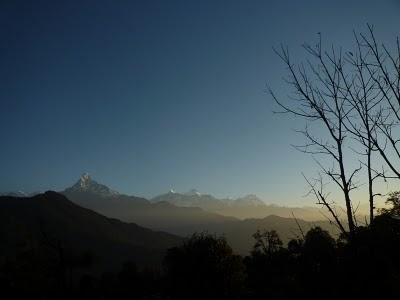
[0,191,182,270]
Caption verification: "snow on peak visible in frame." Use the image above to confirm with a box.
[185,189,201,196]
[65,173,119,197]
[79,173,92,188]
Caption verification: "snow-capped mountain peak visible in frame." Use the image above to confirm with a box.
[79,173,92,188]
[64,173,119,197]
[185,189,201,196]
[235,194,265,206]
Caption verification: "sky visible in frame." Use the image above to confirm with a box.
[1,0,400,205]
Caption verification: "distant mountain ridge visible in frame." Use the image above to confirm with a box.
[151,189,326,221]
[0,191,42,197]
[151,190,266,210]
[0,191,29,197]
[234,194,266,207]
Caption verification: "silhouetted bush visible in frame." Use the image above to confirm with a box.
[163,232,245,300]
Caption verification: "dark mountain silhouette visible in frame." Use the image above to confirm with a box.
[0,191,182,270]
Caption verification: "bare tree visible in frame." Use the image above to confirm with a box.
[333,29,382,225]
[271,26,400,238]
[357,25,400,181]
[270,35,360,238]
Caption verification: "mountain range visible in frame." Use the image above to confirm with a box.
[59,174,340,253]
[1,173,343,254]
[151,189,326,221]
[3,174,338,222]
[63,173,329,221]
[62,175,237,236]
[151,190,265,210]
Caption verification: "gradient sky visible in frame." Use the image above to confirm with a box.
[1,0,400,205]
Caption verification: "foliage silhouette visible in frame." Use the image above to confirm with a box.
[252,229,283,256]
[163,232,245,300]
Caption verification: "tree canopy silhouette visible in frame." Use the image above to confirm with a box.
[163,232,245,300]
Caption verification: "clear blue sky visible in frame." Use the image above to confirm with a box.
[1,0,400,204]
